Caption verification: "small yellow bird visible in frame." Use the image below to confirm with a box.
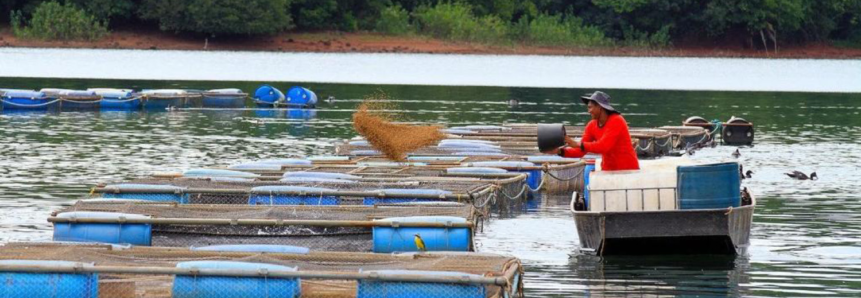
[413,233,427,252]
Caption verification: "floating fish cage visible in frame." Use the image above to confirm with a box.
[141,90,201,109]
[99,174,525,213]
[219,158,586,195]
[657,126,711,149]
[0,243,523,298]
[197,89,248,108]
[51,201,481,253]
[222,159,586,195]
[629,129,674,158]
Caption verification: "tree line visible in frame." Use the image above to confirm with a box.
[3,0,860,49]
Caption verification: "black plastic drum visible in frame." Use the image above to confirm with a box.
[537,124,567,152]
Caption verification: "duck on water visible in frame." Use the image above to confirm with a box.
[786,171,818,180]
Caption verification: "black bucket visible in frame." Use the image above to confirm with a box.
[537,124,566,152]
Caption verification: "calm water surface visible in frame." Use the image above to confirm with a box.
[1,78,860,297]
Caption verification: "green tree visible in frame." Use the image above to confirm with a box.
[11,1,108,41]
[139,0,294,35]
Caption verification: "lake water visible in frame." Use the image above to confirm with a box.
[1,56,861,296]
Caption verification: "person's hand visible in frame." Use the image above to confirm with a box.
[564,135,580,148]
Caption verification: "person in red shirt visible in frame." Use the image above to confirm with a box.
[548,91,640,171]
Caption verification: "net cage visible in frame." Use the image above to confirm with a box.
[216,159,587,196]
[657,126,711,149]
[102,173,527,212]
[628,129,674,158]
[51,201,483,253]
[0,242,523,298]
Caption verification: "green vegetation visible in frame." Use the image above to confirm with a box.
[4,0,861,49]
[11,1,107,41]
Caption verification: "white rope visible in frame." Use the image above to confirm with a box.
[0,98,62,107]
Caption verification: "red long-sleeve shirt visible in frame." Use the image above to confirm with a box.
[561,114,640,171]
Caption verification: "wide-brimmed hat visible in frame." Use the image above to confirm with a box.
[580,91,618,113]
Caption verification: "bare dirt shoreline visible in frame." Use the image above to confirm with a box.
[1,27,860,59]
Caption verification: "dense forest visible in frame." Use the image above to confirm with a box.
[3,0,860,49]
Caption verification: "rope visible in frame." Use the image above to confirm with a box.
[0,98,62,107]
[542,167,582,182]
[654,136,672,148]
[634,140,654,151]
[102,96,143,103]
[525,173,547,192]
[496,184,528,201]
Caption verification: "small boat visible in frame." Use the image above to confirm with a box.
[572,161,754,256]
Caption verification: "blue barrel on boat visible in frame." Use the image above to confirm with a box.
[173,261,301,298]
[192,244,310,254]
[1,90,52,110]
[363,188,452,205]
[53,211,152,245]
[286,86,317,108]
[0,260,98,298]
[250,186,339,205]
[677,162,741,209]
[253,85,284,107]
[469,161,541,189]
[373,216,470,253]
[357,270,485,298]
[583,162,596,208]
[101,183,189,203]
[89,88,138,110]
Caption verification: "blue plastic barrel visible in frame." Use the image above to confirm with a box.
[357,270,485,298]
[349,140,370,146]
[256,158,313,166]
[192,244,310,254]
[461,125,508,130]
[357,162,428,167]
[0,260,98,298]
[351,150,382,156]
[228,163,283,171]
[453,151,508,157]
[446,167,508,175]
[677,162,741,209]
[407,156,465,162]
[250,186,339,205]
[253,85,285,107]
[308,156,350,161]
[441,129,476,134]
[1,90,53,110]
[372,216,470,253]
[439,146,502,153]
[90,88,138,110]
[439,139,494,145]
[183,169,261,178]
[469,161,541,189]
[282,172,360,180]
[438,142,499,149]
[286,86,317,108]
[101,183,189,203]
[363,189,452,205]
[173,261,300,298]
[53,211,152,245]
[583,163,596,209]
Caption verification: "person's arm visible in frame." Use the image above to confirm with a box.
[582,117,624,154]
[560,124,594,158]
